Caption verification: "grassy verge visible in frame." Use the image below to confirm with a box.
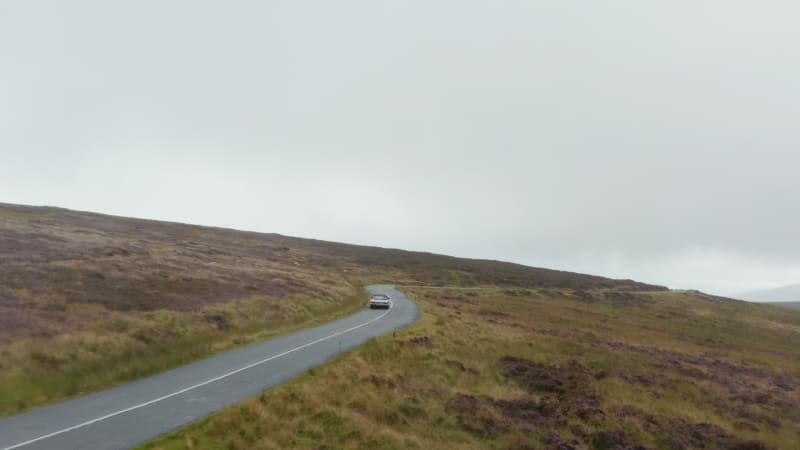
[0,283,366,417]
[0,202,667,422]
[141,288,800,449]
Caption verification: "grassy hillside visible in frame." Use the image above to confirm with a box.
[0,203,657,416]
[143,288,800,450]
[313,241,658,291]
[767,302,800,311]
[0,203,368,415]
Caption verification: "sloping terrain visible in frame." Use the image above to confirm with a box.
[0,203,658,416]
[767,302,800,311]
[143,288,800,450]
[4,203,798,449]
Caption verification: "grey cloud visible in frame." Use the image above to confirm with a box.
[2,1,799,296]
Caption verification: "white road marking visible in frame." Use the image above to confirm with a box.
[1,307,392,450]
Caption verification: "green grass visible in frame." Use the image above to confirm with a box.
[0,287,366,417]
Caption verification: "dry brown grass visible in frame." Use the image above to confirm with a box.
[142,288,800,450]
[0,202,710,433]
[4,204,798,448]
[0,290,367,416]
[0,203,368,415]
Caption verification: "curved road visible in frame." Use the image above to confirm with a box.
[0,285,418,450]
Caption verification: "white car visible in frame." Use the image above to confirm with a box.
[369,294,391,309]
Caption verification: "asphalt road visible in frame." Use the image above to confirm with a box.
[0,285,418,450]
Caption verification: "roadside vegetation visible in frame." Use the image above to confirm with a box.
[0,203,657,417]
[142,288,800,449]
[0,204,365,415]
[0,290,365,416]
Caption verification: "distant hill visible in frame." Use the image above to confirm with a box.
[768,301,800,311]
[737,283,800,303]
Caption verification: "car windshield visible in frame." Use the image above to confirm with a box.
[371,295,389,300]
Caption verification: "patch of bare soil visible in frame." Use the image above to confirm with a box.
[447,393,509,437]
[445,359,479,375]
[408,336,432,347]
[477,309,510,317]
[499,356,592,395]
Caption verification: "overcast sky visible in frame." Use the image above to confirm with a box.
[2,1,799,297]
